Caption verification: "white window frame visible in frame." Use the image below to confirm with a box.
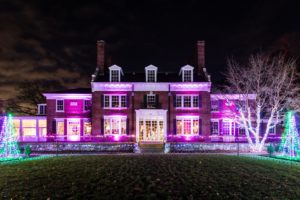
[146,94,156,108]
[104,115,127,135]
[109,65,123,82]
[175,95,199,109]
[38,104,47,115]
[145,65,158,82]
[222,119,235,136]
[56,118,65,135]
[211,120,219,135]
[179,65,194,82]
[56,99,64,112]
[176,116,199,135]
[103,94,127,109]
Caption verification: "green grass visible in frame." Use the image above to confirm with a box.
[0,155,300,199]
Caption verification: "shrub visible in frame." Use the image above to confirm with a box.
[24,145,32,157]
[267,144,275,156]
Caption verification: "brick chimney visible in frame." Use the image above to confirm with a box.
[197,40,205,76]
[97,40,105,75]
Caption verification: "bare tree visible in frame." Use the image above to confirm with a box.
[225,53,299,152]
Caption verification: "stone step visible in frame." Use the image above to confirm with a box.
[139,143,164,153]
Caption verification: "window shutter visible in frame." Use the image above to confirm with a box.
[101,118,104,135]
[173,95,176,107]
[101,95,104,108]
[198,94,202,108]
[199,119,202,135]
[218,100,222,111]
[52,120,56,134]
[173,119,176,135]
[126,118,129,135]
[126,94,130,108]
[155,94,159,108]
[143,95,147,108]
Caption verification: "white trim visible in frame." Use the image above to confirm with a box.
[37,104,47,115]
[180,65,194,82]
[43,93,92,99]
[83,99,91,112]
[210,119,219,135]
[56,99,64,112]
[211,94,256,100]
[146,93,156,108]
[92,82,211,92]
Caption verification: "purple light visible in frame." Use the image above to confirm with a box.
[114,134,120,141]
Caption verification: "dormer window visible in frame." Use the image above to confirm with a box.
[145,65,157,82]
[180,65,194,82]
[109,65,123,82]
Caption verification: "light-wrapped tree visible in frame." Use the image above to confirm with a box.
[225,53,299,152]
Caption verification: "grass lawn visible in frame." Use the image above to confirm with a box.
[0,154,300,199]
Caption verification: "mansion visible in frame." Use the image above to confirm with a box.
[8,41,281,144]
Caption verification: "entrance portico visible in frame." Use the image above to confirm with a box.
[135,109,167,143]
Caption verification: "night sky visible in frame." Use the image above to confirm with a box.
[1,0,300,99]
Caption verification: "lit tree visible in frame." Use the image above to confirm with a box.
[225,53,299,152]
[279,111,300,159]
[0,113,21,159]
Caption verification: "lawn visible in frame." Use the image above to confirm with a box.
[0,154,300,199]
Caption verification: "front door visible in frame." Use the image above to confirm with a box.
[139,119,164,142]
[136,109,167,143]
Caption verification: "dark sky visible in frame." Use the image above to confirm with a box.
[1,0,300,99]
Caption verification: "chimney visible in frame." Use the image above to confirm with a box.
[197,40,205,76]
[97,40,105,75]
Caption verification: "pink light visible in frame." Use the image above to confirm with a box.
[185,135,191,141]
[114,134,120,141]
[68,135,80,141]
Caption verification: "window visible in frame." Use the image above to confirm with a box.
[183,70,192,82]
[67,120,80,136]
[104,116,127,135]
[104,94,127,108]
[110,70,120,82]
[22,120,37,137]
[147,94,156,108]
[38,104,47,115]
[176,95,199,108]
[13,119,20,137]
[84,121,92,135]
[176,116,199,135]
[84,100,91,111]
[147,70,156,82]
[269,125,276,135]
[239,126,246,136]
[56,100,64,112]
[56,121,64,135]
[211,121,219,135]
[211,101,219,111]
[222,120,235,136]
[38,120,47,138]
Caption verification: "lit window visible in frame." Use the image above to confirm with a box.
[104,116,127,135]
[183,70,192,82]
[110,70,120,82]
[84,121,91,135]
[22,120,37,137]
[147,94,156,108]
[38,120,47,138]
[84,100,91,111]
[147,70,156,82]
[104,95,127,108]
[211,101,219,111]
[211,121,219,135]
[56,100,64,112]
[176,116,199,135]
[38,104,47,115]
[56,121,64,135]
[67,120,80,136]
[13,119,20,137]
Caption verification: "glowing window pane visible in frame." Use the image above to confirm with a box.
[67,121,80,136]
[38,120,46,127]
[104,119,110,134]
[23,120,36,127]
[84,121,91,135]
[23,128,36,136]
[211,121,219,135]
[176,120,182,134]
[56,121,64,135]
[193,120,199,134]
[184,120,191,135]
